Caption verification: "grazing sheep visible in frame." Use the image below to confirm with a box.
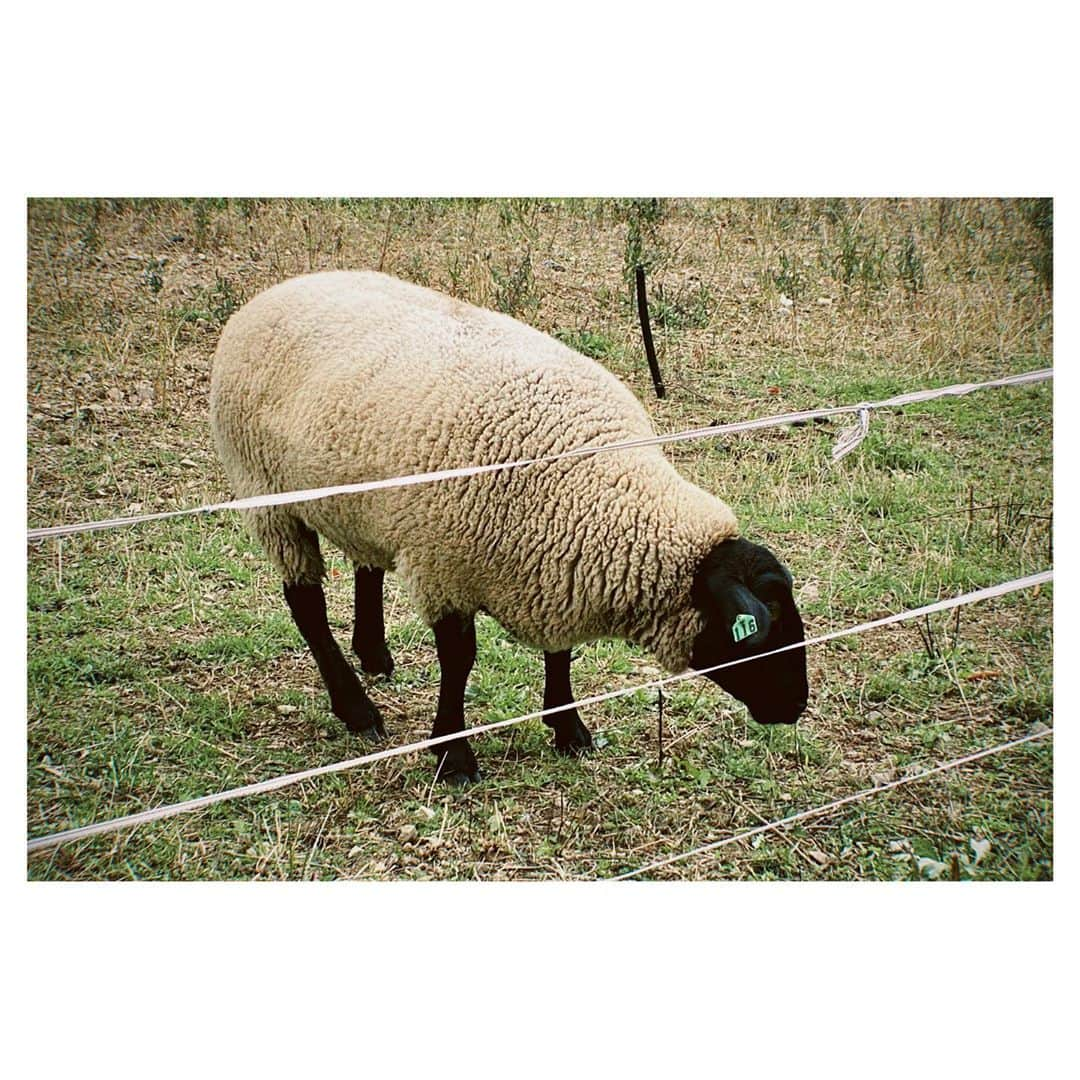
[210,271,808,783]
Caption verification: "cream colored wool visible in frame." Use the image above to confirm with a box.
[210,271,739,672]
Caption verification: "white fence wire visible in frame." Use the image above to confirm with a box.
[26,367,1051,542]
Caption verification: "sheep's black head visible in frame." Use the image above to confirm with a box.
[690,537,809,726]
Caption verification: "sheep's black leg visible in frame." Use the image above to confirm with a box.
[351,566,395,676]
[543,650,593,755]
[284,583,386,741]
[431,612,481,784]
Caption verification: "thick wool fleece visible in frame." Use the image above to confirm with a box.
[210,272,739,672]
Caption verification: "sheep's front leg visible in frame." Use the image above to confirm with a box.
[431,612,481,784]
[351,566,395,677]
[543,650,593,755]
[284,583,386,741]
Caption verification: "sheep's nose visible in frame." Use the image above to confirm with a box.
[748,701,806,726]
[776,700,807,725]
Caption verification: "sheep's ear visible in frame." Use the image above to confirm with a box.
[692,538,780,645]
[719,580,771,646]
[701,573,772,647]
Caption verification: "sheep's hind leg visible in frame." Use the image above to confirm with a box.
[285,583,387,741]
[543,650,593,755]
[248,508,385,740]
[431,612,481,784]
[351,566,395,677]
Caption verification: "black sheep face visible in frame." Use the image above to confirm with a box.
[689,538,809,726]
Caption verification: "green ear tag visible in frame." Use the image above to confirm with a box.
[731,613,758,643]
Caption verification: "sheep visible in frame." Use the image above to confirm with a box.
[210,270,809,783]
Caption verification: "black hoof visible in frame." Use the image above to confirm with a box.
[337,696,386,742]
[553,714,594,756]
[442,766,482,787]
[359,719,387,744]
[353,639,395,678]
[435,741,480,785]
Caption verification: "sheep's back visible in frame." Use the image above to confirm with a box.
[211,271,656,485]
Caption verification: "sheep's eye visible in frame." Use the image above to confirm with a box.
[766,600,782,624]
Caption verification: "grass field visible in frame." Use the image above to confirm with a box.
[26,197,1053,881]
